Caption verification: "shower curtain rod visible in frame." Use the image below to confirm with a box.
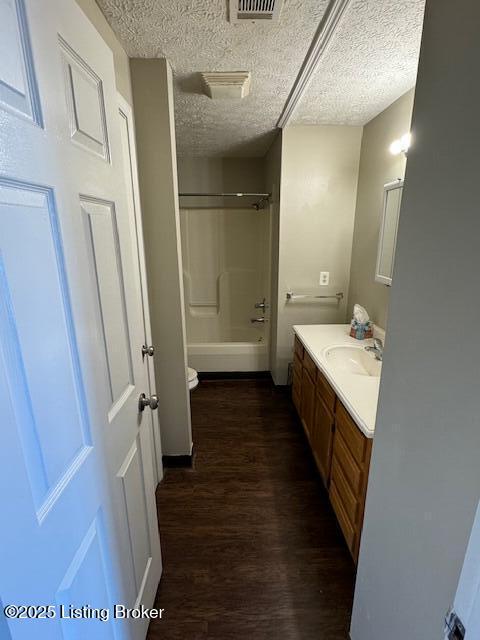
[178,192,271,210]
[178,192,270,198]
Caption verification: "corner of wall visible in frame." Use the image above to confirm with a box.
[273,125,363,385]
[265,130,283,384]
[130,58,192,456]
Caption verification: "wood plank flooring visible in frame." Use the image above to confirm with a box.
[147,378,355,639]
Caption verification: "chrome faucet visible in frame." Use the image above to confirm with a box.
[365,338,383,361]
[251,317,265,324]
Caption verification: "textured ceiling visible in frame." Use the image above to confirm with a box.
[97,0,425,157]
[291,0,425,125]
[96,0,329,156]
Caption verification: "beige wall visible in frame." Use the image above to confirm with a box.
[273,125,363,384]
[131,58,192,456]
[265,133,282,381]
[351,1,480,637]
[347,90,415,329]
[76,0,132,104]
[177,157,266,209]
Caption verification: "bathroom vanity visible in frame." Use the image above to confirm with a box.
[292,325,381,563]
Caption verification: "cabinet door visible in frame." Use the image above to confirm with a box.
[313,394,334,486]
[292,368,302,413]
[294,335,304,360]
[316,369,336,414]
[301,368,316,439]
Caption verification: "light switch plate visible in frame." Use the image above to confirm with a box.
[319,271,330,286]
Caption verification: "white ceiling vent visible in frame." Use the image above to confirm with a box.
[201,72,251,100]
[229,0,284,23]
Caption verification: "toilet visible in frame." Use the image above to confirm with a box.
[188,366,199,391]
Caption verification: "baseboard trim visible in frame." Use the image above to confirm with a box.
[198,371,271,380]
[162,452,194,468]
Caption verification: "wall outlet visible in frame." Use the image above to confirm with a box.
[319,271,330,286]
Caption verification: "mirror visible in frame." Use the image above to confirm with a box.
[375,179,403,286]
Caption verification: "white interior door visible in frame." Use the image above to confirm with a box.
[117,94,163,485]
[446,501,480,639]
[0,1,161,639]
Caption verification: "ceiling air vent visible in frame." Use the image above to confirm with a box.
[229,0,284,23]
[201,72,251,100]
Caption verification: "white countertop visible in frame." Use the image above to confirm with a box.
[293,324,380,438]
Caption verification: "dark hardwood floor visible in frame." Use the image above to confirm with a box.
[147,378,355,639]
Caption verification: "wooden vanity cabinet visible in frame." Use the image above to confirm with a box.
[292,335,373,563]
[330,403,372,561]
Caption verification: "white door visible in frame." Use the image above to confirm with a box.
[446,501,480,639]
[117,94,163,485]
[0,1,161,639]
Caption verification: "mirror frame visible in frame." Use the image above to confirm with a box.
[375,178,404,286]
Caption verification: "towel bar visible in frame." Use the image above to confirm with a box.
[286,292,344,302]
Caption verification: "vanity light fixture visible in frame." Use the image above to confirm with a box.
[389,132,411,156]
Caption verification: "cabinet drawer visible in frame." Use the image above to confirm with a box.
[336,402,369,466]
[316,369,336,413]
[294,335,304,360]
[332,429,362,495]
[331,454,359,525]
[303,349,317,382]
[330,481,356,553]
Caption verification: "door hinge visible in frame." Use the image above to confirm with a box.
[444,609,465,640]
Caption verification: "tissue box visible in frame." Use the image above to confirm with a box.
[350,320,373,340]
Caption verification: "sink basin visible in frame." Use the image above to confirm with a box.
[323,345,381,377]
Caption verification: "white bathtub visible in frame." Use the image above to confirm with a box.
[187,341,269,372]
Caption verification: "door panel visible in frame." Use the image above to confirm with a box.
[81,196,135,412]
[56,515,114,640]
[118,439,152,597]
[0,0,42,123]
[59,36,110,161]
[0,179,91,514]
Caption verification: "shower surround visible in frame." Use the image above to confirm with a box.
[180,207,271,371]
